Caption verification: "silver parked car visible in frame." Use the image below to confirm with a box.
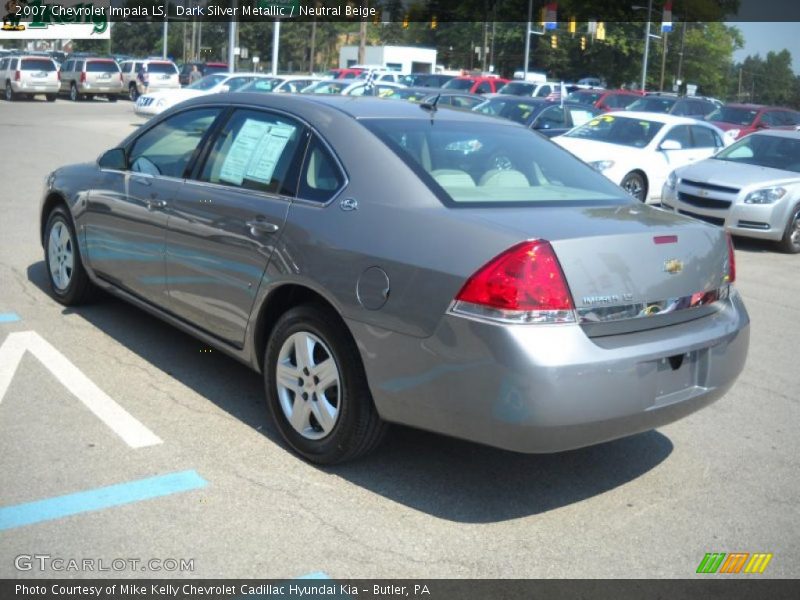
[39,94,749,463]
[662,130,800,253]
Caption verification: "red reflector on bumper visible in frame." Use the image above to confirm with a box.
[654,235,678,244]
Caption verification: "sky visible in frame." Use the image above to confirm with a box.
[729,22,800,74]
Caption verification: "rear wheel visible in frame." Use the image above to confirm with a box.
[128,83,138,101]
[777,205,800,254]
[46,93,56,102]
[264,303,386,464]
[107,94,117,102]
[69,83,81,102]
[44,206,94,305]
[621,171,647,202]
[4,82,16,101]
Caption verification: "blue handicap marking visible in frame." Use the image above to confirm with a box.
[0,312,21,323]
[0,469,207,531]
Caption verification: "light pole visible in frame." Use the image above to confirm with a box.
[641,0,653,91]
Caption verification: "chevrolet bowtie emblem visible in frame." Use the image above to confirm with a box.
[664,258,684,275]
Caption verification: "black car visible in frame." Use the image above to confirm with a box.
[179,61,229,86]
[399,73,456,88]
[473,97,603,136]
[627,94,718,118]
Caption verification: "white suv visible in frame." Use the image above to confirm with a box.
[120,59,180,101]
[0,55,59,101]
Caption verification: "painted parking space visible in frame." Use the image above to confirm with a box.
[0,312,21,323]
[0,469,207,531]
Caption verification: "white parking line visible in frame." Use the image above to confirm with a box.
[0,331,162,448]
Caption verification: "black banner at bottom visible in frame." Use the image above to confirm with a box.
[3,579,800,600]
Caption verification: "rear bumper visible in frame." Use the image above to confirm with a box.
[349,291,749,453]
[79,84,123,95]
[12,81,58,93]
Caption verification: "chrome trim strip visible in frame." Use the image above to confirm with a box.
[578,285,730,323]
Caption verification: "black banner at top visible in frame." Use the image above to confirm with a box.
[9,0,800,24]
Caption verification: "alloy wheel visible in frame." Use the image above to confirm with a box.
[275,331,341,440]
[47,221,74,291]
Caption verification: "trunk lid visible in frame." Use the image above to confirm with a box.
[464,203,731,334]
[19,58,58,85]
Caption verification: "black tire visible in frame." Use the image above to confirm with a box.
[264,303,387,464]
[46,94,56,102]
[128,83,139,101]
[107,94,117,103]
[621,171,647,202]
[777,204,800,254]
[69,83,81,102]
[43,206,94,306]
[5,82,16,101]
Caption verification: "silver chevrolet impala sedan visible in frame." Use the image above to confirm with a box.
[39,93,750,463]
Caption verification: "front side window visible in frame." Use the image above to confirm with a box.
[121,63,132,73]
[564,114,664,148]
[363,118,628,205]
[199,109,305,196]
[128,108,222,178]
[476,81,492,94]
[663,125,692,148]
[533,106,566,129]
[298,136,345,203]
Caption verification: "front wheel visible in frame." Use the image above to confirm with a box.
[128,84,139,101]
[777,205,800,254]
[264,304,386,464]
[621,171,647,202]
[44,206,94,305]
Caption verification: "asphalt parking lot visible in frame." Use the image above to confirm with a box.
[0,97,798,579]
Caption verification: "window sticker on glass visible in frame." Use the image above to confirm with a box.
[219,119,296,186]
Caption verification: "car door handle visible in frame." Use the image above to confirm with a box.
[145,199,167,210]
[246,219,280,235]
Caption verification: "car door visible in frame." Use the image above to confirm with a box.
[653,124,698,193]
[689,124,725,160]
[84,107,223,307]
[165,107,308,346]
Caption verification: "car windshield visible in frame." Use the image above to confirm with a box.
[714,134,800,173]
[363,118,628,205]
[21,59,56,71]
[474,100,541,124]
[86,61,119,73]
[384,89,428,101]
[567,90,604,104]
[627,97,677,113]
[304,81,348,94]
[241,78,282,92]
[564,114,664,148]
[188,74,227,90]
[442,78,475,91]
[146,62,177,74]
[498,82,536,95]
[706,106,759,126]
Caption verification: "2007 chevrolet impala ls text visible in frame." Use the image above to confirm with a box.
[39,93,749,463]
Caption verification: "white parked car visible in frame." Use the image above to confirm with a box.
[554,112,730,203]
[134,73,272,116]
[662,130,800,253]
[0,54,59,101]
[238,74,322,94]
[119,59,180,101]
[300,79,404,97]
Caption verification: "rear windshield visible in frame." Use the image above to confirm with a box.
[202,65,228,75]
[442,78,475,91]
[21,59,56,71]
[567,90,604,104]
[498,82,536,95]
[362,118,628,206]
[714,134,800,173]
[564,114,664,148]
[627,97,677,113]
[146,62,177,74]
[706,106,759,126]
[475,99,541,124]
[86,61,119,73]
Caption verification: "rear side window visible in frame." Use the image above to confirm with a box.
[298,136,345,203]
[87,61,118,73]
[475,81,492,94]
[21,59,56,71]
[121,63,132,73]
[0,59,8,70]
[690,126,722,148]
[199,109,305,196]
[61,60,73,71]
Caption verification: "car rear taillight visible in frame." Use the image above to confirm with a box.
[80,71,86,83]
[726,233,736,284]
[14,70,20,81]
[119,72,123,83]
[57,71,61,81]
[452,240,576,324]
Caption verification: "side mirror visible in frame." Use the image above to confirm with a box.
[660,139,682,151]
[98,148,127,170]
[219,84,231,93]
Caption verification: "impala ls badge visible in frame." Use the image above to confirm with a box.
[664,258,684,275]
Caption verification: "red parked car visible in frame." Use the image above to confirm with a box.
[567,89,643,112]
[442,75,509,94]
[707,103,800,139]
[326,68,365,79]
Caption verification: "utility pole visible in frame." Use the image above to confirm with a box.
[676,19,687,88]
[162,2,168,60]
[523,0,532,80]
[227,0,237,72]
[659,29,668,91]
[738,67,742,100]
[358,20,367,64]
[271,20,280,75]
[640,0,653,92]
[309,21,317,74]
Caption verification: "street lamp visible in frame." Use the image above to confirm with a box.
[633,0,654,92]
